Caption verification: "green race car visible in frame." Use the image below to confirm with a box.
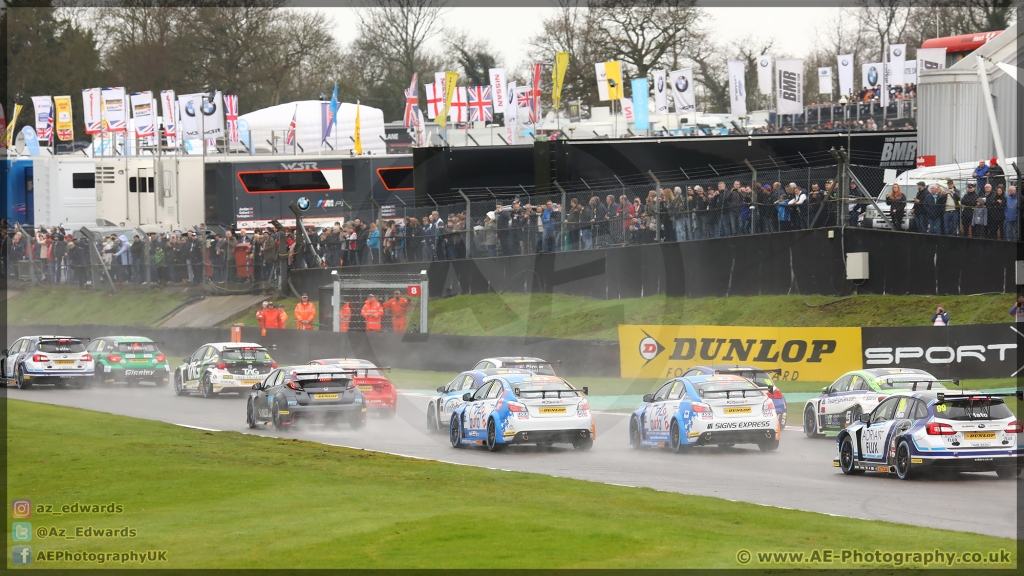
[86,336,170,387]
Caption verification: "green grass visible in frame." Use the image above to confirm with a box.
[427,293,1012,340]
[6,286,192,327]
[6,400,1015,569]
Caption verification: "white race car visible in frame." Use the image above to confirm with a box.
[2,336,95,389]
[803,368,942,437]
[173,342,277,397]
[472,356,558,375]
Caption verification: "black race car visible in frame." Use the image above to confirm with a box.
[247,365,367,431]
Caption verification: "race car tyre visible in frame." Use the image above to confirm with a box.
[200,374,218,398]
[16,366,31,390]
[485,418,505,452]
[155,377,169,388]
[573,438,594,451]
[758,437,780,452]
[426,404,438,433]
[844,406,862,429]
[272,401,286,431]
[804,405,823,438]
[995,465,1020,479]
[629,417,642,449]
[894,439,917,480]
[173,372,187,396]
[450,417,464,449]
[246,400,258,429]
[349,411,366,430]
[669,421,690,453]
[838,436,863,475]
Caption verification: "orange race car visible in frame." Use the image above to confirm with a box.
[308,358,396,418]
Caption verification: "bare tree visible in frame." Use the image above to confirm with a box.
[443,29,499,86]
[592,0,705,81]
[527,1,611,114]
[856,0,913,61]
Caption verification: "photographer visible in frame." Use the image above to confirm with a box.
[931,306,950,327]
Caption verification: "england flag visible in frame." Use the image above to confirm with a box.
[425,83,443,119]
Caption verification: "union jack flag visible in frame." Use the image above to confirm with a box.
[403,73,418,127]
[530,63,542,124]
[467,86,492,122]
[43,106,54,143]
[285,104,298,146]
[224,94,239,142]
[516,87,532,123]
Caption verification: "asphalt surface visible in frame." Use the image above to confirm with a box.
[6,384,1019,539]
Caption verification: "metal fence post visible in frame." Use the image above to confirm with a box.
[554,181,567,251]
[419,269,428,334]
[743,159,757,234]
[458,189,471,257]
[331,270,340,332]
[648,170,661,242]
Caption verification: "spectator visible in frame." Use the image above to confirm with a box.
[973,184,991,237]
[361,293,384,332]
[775,187,792,231]
[942,179,961,236]
[130,235,146,283]
[605,194,619,244]
[339,300,352,332]
[433,213,447,261]
[707,185,723,238]
[384,290,409,333]
[1010,295,1024,322]
[988,185,1006,239]
[909,181,928,233]
[51,233,68,283]
[276,304,288,329]
[495,202,509,256]
[886,183,906,230]
[961,183,978,237]
[593,197,608,248]
[692,186,708,239]
[541,201,557,252]
[68,239,88,287]
[482,212,497,257]
[925,185,944,234]
[1004,186,1018,241]
[581,197,596,249]
[115,234,131,284]
[153,243,167,284]
[972,160,989,190]
[294,293,316,330]
[724,183,743,236]
[987,158,1005,190]
[931,306,950,327]
[787,184,807,230]
[256,301,270,332]
[672,186,689,241]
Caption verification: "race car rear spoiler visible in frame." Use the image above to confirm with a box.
[936,391,1024,402]
[885,378,959,390]
[514,387,588,398]
[293,366,391,380]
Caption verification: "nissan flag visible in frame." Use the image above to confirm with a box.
[621,95,634,123]
[652,70,668,115]
[489,67,506,110]
[775,58,804,115]
[862,62,883,89]
[434,72,447,103]
[82,88,103,135]
[889,44,907,86]
[160,90,176,138]
[669,69,694,113]
[818,67,833,95]
[917,48,946,73]
[837,54,854,96]
[727,60,746,117]
[756,54,772,95]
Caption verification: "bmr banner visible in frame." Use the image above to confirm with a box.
[619,325,861,381]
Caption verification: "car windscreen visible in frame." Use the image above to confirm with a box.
[222,348,272,361]
[697,380,763,399]
[505,362,555,375]
[879,379,946,390]
[116,342,157,353]
[934,398,1014,421]
[37,340,86,353]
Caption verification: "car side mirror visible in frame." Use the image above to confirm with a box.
[643,393,654,403]
[462,393,473,402]
[1,349,6,356]
[857,414,869,423]
[183,356,190,363]
[251,383,262,391]
[436,386,446,394]
[821,386,829,394]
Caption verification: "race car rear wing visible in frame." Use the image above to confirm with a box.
[292,366,391,380]
[936,391,1024,402]
[885,378,960,391]
[505,360,562,369]
[514,386,588,398]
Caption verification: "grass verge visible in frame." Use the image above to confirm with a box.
[6,286,192,327]
[6,400,1015,569]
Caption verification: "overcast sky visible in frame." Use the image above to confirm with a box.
[318,6,842,67]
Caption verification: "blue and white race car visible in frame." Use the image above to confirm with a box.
[2,335,95,389]
[629,374,781,452]
[835,390,1022,480]
[426,368,532,433]
[448,373,593,451]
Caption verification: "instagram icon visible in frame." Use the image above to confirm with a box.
[12,499,31,518]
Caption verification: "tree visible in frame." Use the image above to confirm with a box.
[592,0,705,81]
[444,30,499,86]
[856,0,913,62]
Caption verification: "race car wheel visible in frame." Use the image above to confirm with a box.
[573,438,594,451]
[173,371,188,396]
[450,417,464,449]
[669,421,689,453]
[246,400,258,429]
[200,374,218,398]
[15,366,31,390]
[349,410,366,430]
[995,466,1021,479]
[844,406,862,428]
[803,405,823,438]
[426,404,438,433]
[485,418,505,452]
[838,436,862,475]
[272,401,286,431]
[894,439,916,480]
[758,437,780,452]
[629,417,642,449]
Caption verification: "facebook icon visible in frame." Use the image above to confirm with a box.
[12,546,32,565]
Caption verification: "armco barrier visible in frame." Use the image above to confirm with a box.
[289,228,1015,300]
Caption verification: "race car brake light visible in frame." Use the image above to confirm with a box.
[691,403,711,413]
[508,401,528,412]
[107,353,122,363]
[155,354,166,362]
[578,399,590,411]
[271,362,278,368]
[926,422,956,436]
[81,353,92,362]
[33,354,49,363]
[877,396,886,403]
[768,388,783,399]
[216,363,227,369]
[1005,420,1022,434]
[287,381,303,391]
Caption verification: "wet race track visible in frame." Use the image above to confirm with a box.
[7,384,1018,539]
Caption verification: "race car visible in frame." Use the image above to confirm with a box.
[246,365,367,430]
[87,336,169,387]
[803,368,943,438]
[835,390,1022,480]
[629,374,781,452]
[472,356,558,376]
[308,358,396,417]
[426,367,532,432]
[678,365,787,427]
[449,373,593,451]
[1,335,95,389]
[173,342,277,397]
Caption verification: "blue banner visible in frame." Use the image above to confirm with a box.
[21,126,40,156]
[631,78,649,131]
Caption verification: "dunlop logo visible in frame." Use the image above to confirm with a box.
[667,338,837,363]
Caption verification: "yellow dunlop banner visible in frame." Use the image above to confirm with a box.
[619,325,862,382]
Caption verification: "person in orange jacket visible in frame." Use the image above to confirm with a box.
[256,301,270,329]
[361,293,384,332]
[339,301,352,332]
[262,301,279,329]
[384,290,410,333]
[294,293,316,330]
[277,304,288,329]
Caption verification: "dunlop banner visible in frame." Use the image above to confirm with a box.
[619,325,862,381]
